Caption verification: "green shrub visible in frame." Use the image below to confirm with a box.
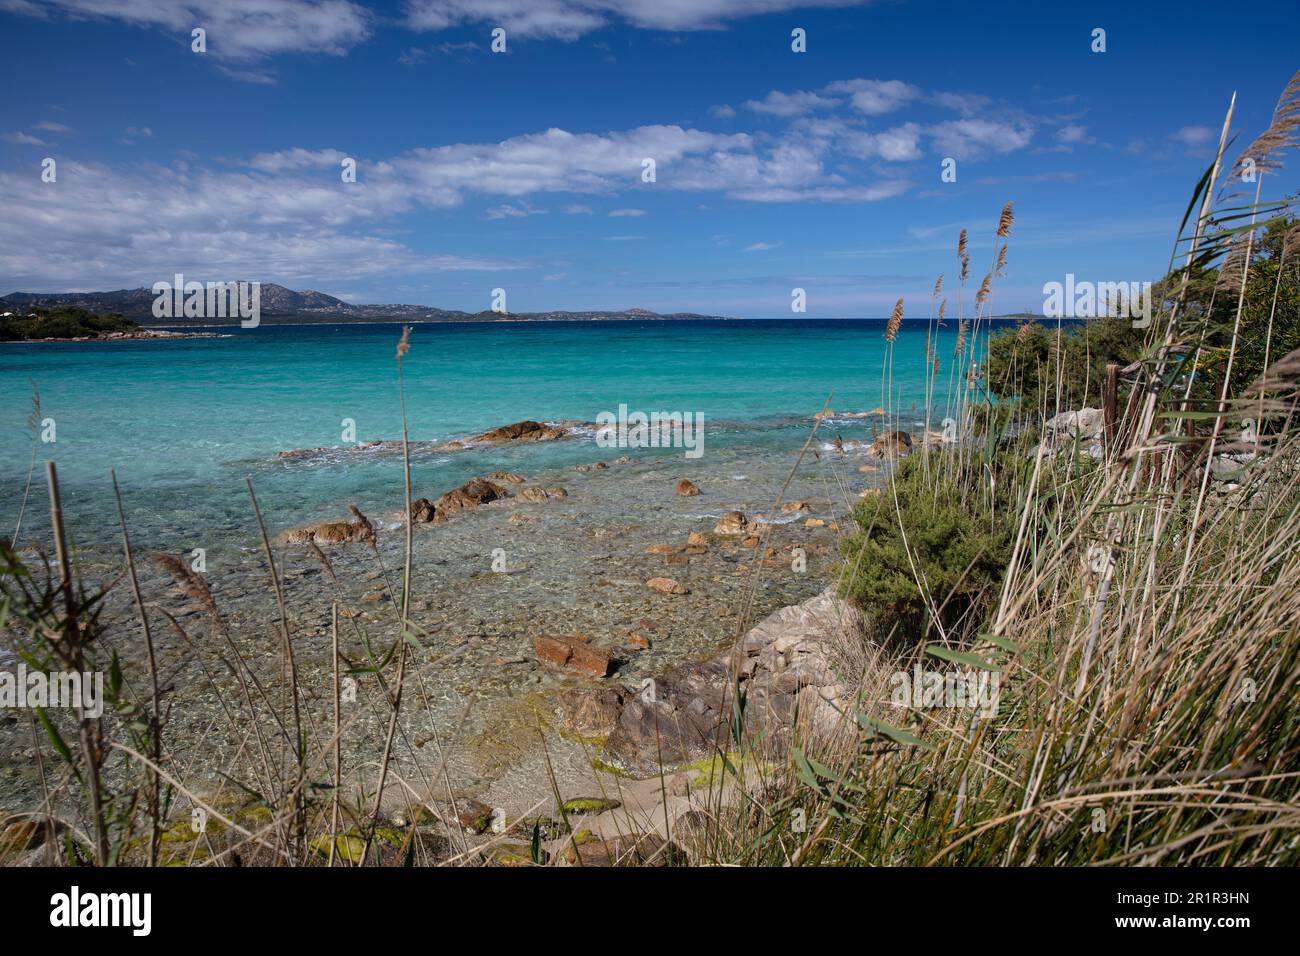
[837,457,1013,639]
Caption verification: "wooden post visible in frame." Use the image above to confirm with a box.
[1103,363,1118,453]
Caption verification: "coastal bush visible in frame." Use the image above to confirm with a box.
[985,316,1145,410]
[837,456,1013,640]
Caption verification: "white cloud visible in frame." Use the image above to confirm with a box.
[930,91,990,115]
[824,78,918,115]
[33,120,72,133]
[0,160,518,289]
[709,104,736,119]
[404,0,876,39]
[1171,125,1213,147]
[744,89,837,117]
[843,122,922,161]
[743,241,782,251]
[8,0,372,60]
[486,201,546,218]
[3,132,49,146]
[928,118,1034,159]
[0,115,924,288]
[1056,124,1089,145]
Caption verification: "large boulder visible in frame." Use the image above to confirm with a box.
[602,588,858,776]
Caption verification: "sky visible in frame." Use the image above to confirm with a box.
[0,0,1297,318]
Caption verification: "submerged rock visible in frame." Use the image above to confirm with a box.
[676,479,700,496]
[713,511,748,535]
[557,687,626,738]
[535,634,611,679]
[646,577,688,595]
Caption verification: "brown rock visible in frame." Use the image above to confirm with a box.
[646,577,688,595]
[713,510,748,535]
[686,531,708,547]
[487,470,526,484]
[282,518,374,546]
[742,535,760,548]
[467,420,567,444]
[645,543,677,555]
[546,487,568,498]
[409,498,438,523]
[516,487,551,503]
[535,635,611,679]
[557,687,625,738]
[665,553,690,566]
[676,479,700,497]
[435,478,509,516]
[626,632,651,650]
[456,800,494,834]
[869,430,913,459]
[804,518,826,528]
[781,500,810,513]
[562,831,685,867]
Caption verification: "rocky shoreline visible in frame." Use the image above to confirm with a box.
[0,415,919,864]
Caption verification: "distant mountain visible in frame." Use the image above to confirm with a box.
[0,283,731,325]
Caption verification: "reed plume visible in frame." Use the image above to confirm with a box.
[958,230,969,281]
[975,272,992,307]
[995,243,1008,277]
[996,201,1014,237]
[885,298,903,342]
[933,275,944,296]
[937,298,947,323]
[151,553,224,634]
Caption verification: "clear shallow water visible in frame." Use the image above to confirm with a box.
[0,318,1000,556]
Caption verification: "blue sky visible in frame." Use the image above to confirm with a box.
[1,0,1297,317]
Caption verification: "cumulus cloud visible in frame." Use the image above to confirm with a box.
[824,78,919,115]
[0,116,923,287]
[929,118,1034,160]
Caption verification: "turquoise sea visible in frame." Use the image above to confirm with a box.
[0,319,998,558]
